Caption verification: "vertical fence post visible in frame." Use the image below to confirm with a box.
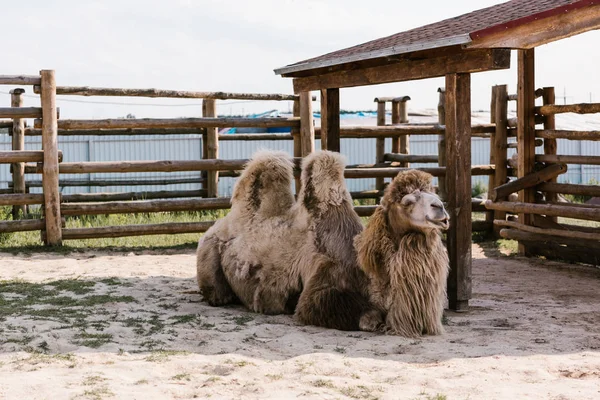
[437,88,447,201]
[391,97,410,167]
[320,90,328,151]
[445,73,472,312]
[10,88,26,219]
[203,99,218,197]
[486,87,497,230]
[517,49,536,256]
[375,100,386,192]
[492,85,509,236]
[542,87,557,222]
[391,101,401,154]
[292,98,302,193]
[40,70,62,246]
[299,92,314,156]
[321,89,340,152]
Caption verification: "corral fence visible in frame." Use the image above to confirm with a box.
[0,71,598,266]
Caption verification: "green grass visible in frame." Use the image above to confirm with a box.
[0,208,227,250]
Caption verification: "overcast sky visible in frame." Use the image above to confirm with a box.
[2,0,599,118]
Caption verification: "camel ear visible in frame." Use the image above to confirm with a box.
[401,193,417,207]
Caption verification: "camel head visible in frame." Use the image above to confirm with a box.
[381,170,449,234]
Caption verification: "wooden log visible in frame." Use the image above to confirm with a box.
[495,219,600,242]
[350,190,383,199]
[0,188,13,194]
[34,117,300,130]
[0,193,45,206]
[40,70,62,246]
[437,87,447,201]
[490,163,567,201]
[542,87,558,222]
[525,240,600,266]
[375,101,386,192]
[343,165,493,178]
[499,228,600,262]
[21,177,205,187]
[485,200,600,222]
[0,75,41,85]
[219,133,293,141]
[61,197,232,216]
[532,214,600,235]
[61,221,216,240]
[292,99,301,193]
[471,198,488,212]
[354,206,377,217]
[536,154,600,165]
[517,49,536,255]
[61,189,206,203]
[10,88,27,219]
[536,130,600,141]
[299,92,314,156]
[0,107,43,118]
[445,73,472,311]
[203,99,218,198]
[536,103,600,116]
[291,49,511,92]
[492,85,509,234]
[537,182,600,197]
[0,219,46,233]
[30,159,248,174]
[383,154,438,163]
[34,85,302,101]
[320,88,340,152]
[25,127,206,136]
[0,150,62,163]
[507,139,542,148]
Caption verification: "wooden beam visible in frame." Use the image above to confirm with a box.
[492,85,509,234]
[34,117,300,130]
[542,87,558,222]
[10,89,26,218]
[536,130,600,141]
[383,154,438,163]
[30,159,248,174]
[0,107,43,118]
[0,150,62,163]
[445,73,472,312]
[490,163,567,202]
[468,4,600,49]
[203,99,218,198]
[292,99,301,193]
[61,198,232,216]
[0,193,45,206]
[0,75,41,85]
[536,103,600,116]
[536,154,600,165]
[61,222,216,240]
[537,182,600,197]
[437,88,447,201]
[484,200,600,222]
[292,49,510,92]
[62,189,206,203]
[320,88,340,152]
[40,70,62,246]
[517,49,536,256]
[25,127,206,136]
[495,220,600,242]
[299,92,314,156]
[375,101,386,192]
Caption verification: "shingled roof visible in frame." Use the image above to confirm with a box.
[275,0,598,76]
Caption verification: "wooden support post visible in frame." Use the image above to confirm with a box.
[542,87,558,222]
[391,97,410,167]
[437,88,447,201]
[10,88,26,219]
[320,88,340,152]
[375,101,386,192]
[492,85,509,235]
[391,101,401,154]
[292,99,301,193]
[517,49,536,256]
[299,92,315,156]
[445,73,472,312]
[202,99,218,197]
[40,70,62,246]
[490,163,567,201]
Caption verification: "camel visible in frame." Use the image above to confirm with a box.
[354,170,450,337]
[196,150,382,331]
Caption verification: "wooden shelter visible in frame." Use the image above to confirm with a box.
[275,0,600,311]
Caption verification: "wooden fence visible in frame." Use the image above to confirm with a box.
[1,73,598,265]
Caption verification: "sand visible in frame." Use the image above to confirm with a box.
[0,244,599,400]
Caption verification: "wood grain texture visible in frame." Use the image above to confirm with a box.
[491,163,567,202]
[485,200,600,222]
[444,73,472,311]
[299,92,315,156]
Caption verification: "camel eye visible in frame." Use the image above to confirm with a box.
[432,203,442,209]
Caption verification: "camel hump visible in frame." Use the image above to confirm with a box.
[299,151,350,211]
[231,150,295,216]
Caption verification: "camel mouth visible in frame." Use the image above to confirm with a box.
[427,216,449,230]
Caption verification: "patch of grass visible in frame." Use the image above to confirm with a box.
[144,350,189,362]
[49,279,96,295]
[265,373,283,381]
[334,346,346,354]
[472,181,487,198]
[171,373,191,381]
[73,333,113,349]
[82,375,107,386]
[230,315,254,326]
[134,379,149,385]
[0,210,227,249]
[81,386,114,400]
[169,314,197,325]
[338,385,380,400]
[313,379,335,389]
[497,239,518,255]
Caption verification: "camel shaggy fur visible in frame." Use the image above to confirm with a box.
[196,150,382,331]
[354,170,450,337]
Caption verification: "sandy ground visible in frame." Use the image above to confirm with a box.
[0,243,599,400]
